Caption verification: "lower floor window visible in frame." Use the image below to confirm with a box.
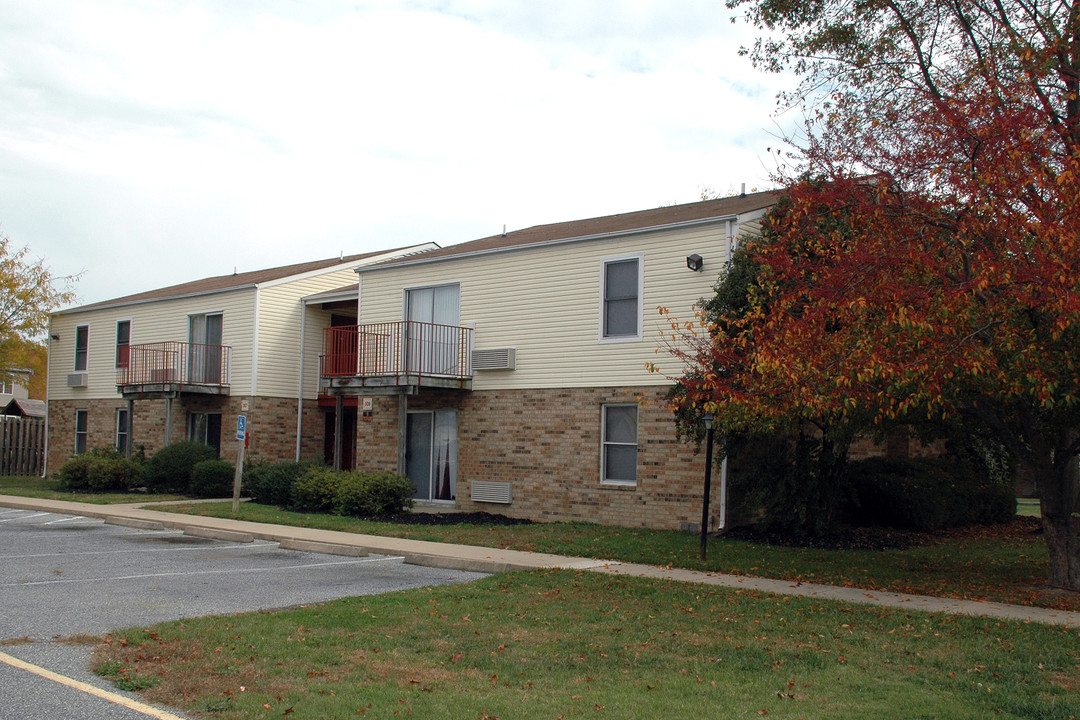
[189,412,222,454]
[601,404,638,484]
[116,408,130,454]
[75,410,88,454]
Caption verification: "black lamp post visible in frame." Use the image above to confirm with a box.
[700,412,715,560]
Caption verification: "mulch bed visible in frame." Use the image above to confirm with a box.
[359,511,534,526]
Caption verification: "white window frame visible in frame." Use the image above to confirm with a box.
[74,324,89,371]
[600,403,638,486]
[116,408,130,454]
[598,253,644,344]
[75,409,88,455]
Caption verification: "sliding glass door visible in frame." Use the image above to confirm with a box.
[405,409,457,501]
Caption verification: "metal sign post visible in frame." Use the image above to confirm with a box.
[232,415,246,513]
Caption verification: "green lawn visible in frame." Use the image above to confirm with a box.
[92,569,1080,720]
[160,500,1074,612]
[0,475,186,505]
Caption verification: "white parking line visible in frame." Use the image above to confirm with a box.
[2,555,405,587]
[0,540,280,561]
[40,515,93,526]
[0,650,186,720]
[0,512,47,523]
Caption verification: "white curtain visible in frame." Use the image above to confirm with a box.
[431,410,457,501]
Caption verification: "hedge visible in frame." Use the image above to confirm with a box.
[847,456,1015,532]
[141,441,218,493]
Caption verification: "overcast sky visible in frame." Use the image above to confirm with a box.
[0,0,793,307]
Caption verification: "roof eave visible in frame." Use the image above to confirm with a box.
[357,212,745,274]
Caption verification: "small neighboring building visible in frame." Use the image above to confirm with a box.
[318,191,783,530]
[4,397,46,418]
[45,245,435,473]
[0,369,34,408]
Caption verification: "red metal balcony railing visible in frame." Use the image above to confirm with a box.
[320,321,473,382]
[117,341,231,389]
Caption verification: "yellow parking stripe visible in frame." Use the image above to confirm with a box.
[0,650,186,720]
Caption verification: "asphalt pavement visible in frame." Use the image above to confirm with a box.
[0,505,486,719]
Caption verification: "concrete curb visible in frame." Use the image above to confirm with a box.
[105,517,166,531]
[278,538,369,557]
[183,526,254,543]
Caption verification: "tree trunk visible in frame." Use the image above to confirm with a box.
[1039,451,1080,592]
[1042,508,1080,591]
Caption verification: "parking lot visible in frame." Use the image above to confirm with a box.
[0,506,487,718]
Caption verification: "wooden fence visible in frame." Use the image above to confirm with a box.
[0,416,45,476]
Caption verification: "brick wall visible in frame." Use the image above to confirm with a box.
[47,394,324,475]
[349,386,711,531]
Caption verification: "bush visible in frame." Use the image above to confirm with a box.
[56,448,141,492]
[141,441,218,494]
[335,471,415,517]
[244,460,319,507]
[291,466,344,513]
[190,459,235,498]
[847,456,1015,532]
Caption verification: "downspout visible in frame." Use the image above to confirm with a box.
[295,299,306,462]
[41,319,52,478]
[251,287,261,398]
[717,454,728,531]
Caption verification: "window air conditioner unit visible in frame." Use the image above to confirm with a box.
[471,348,516,371]
[471,480,512,504]
[66,372,88,388]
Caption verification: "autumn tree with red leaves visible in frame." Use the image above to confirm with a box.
[673,1,1080,589]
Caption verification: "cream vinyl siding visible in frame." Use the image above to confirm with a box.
[358,221,733,390]
[48,288,256,402]
[253,267,359,398]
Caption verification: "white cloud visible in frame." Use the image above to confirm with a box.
[0,0,793,305]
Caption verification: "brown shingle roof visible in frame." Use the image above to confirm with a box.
[365,189,783,269]
[59,248,411,314]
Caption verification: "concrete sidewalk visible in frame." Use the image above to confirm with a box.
[4,494,1079,628]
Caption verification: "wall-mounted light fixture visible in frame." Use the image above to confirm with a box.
[50,333,60,340]
[686,254,703,272]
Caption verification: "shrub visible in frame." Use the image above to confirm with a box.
[141,441,218,494]
[291,466,344,513]
[190,459,235,498]
[847,456,1015,532]
[244,460,319,507]
[57,448,141,492]
[335,471,414,517]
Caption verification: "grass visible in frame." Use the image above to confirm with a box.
[91,569,1080,720]
[0,475,186,505]
[161,500,1077,612]
[1017,499,1042,518]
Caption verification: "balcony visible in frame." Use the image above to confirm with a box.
[320,321,473,393]
[116,341,232,396]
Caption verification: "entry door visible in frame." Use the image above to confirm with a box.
[189,313,223,384]
[405,285,460,374]
[405,409,457,501]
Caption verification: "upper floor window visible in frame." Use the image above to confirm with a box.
[0,380,10,395]
[115,320,131,369]
[599,255,643,343]
[74,325,89,371]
